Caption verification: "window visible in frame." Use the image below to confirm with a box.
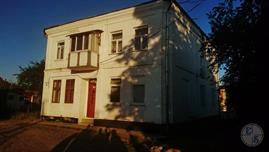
[111,32,122,53]
[76,35,83,50]
[70,32,100,52]
[57,42,64,59]
[71,37,76,52]
[110,79,121,103]
[65,79,75,103]
[135,26,148,50]
[133,85,145,104]
[52,80,61,103]
[84,34,89,49]
[200,85,206,106]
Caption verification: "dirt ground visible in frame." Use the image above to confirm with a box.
[0,120,79,152]
[0,118,265,152]
[0,120,155,152]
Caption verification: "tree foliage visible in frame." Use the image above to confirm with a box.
[15,60,45,93]
[202,0,267,118]
[0,77,16,89]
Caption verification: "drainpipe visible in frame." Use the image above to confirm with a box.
[165,0,172,124]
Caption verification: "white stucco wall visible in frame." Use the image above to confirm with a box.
[167,3,219,123]
[41,1,165,124]
[41,0,219,124]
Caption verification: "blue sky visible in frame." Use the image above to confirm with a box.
[0,0,225,82]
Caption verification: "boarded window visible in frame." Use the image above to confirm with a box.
[65,79,75,103]
[135,26,148,50]
[133,85,145,103]
[52,80,61,103]
[110,79,121,103]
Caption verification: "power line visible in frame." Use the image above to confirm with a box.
[188,0,206,12]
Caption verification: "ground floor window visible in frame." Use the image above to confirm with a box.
[110,78,121,103]
[133,84,145,104]
[52,80,61,103]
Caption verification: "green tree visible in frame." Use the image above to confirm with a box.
[0,77,12,89]
[15,59,45,94]
[202,0,267,119]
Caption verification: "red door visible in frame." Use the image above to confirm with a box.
[87,79,96,118]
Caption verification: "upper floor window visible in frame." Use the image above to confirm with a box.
[57,42,64,59]
[52,80,61,103]
[111,31,122,54]
[135,26,148,50]
[70,32,101,52]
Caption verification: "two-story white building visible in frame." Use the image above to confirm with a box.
[41,0,219,124]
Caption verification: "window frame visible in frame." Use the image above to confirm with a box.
[110,78,121,103]
[52,80,61,103]
[111,31,123,54]
[65,79,75,104]
[70,32,100,52]
[134,25,148,51]
[132,84,145,105]
[56,41,65,60]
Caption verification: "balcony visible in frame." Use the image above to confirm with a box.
[68,50,98,72]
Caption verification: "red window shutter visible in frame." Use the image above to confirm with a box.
[65,79,75,103]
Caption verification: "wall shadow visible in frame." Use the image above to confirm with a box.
[100,0,218,123]
[52,127,128,152]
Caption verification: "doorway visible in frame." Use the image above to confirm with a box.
[87,79,96,118]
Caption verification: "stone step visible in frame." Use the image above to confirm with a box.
[79,118,94,126]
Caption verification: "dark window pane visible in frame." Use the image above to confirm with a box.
[57,47,60,59]
[135,27,148,36]
[71,37,76,51]
[112,41,116,53]
[142,36,148,50]
[77,35,83,50]
[110,79,121,103]
[134,37,140,50]
[112,33,122,40]
[133,85,145,103]
[84,34,89,50]
[111,86,120,103]
[111,79,121,84]
[60,47,64,59]
[118,40,122,52]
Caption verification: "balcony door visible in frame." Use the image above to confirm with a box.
[87,79,96,118]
